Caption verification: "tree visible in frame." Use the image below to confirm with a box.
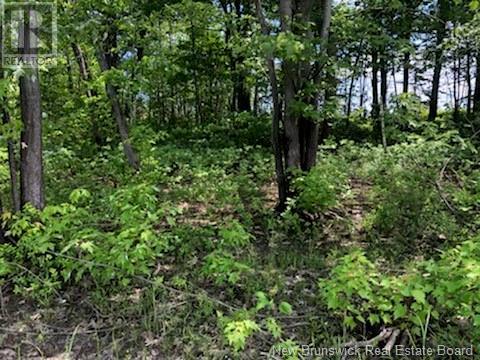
[98,24,140,170]
[255,0,333,209]
[475,54,480,113]
[428,0,449,122]
[19,8,44,209]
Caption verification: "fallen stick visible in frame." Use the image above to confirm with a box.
[384,329,401,352]
[340,328,393,360]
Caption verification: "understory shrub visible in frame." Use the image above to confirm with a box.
[0,185,182,301]
[362,139,462,250]
[293,154,349,213]
[319,236,480,338]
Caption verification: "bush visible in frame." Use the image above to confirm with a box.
[0,185,181,301]
[361,140,460,251]
[319,235,480,338]
[293,155,349,214]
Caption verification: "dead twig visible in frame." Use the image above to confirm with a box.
[383,329,401,352]
[435,157,459,216]
[0,325,119,336]
[340,328,394,360]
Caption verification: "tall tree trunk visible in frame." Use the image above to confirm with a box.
[99,51,140,170]
[253,81,259,116]
[190,21,203,124]
[255,0,287,210]
[403,52,410,93]
[71,43,93,92]
[428,48,443,122]
[380,58,388,150]
[72,42,103,145]
[346,44,362,118]
[0,198,5,243]
[371,50,380,119]
[19,9,44,209]
[302,0,332,171]
[20,71,44,209]
[428,0,447,122]
[392,68,398,98]
[346,76,355,118]
[467,53,472,115]
[474,54,480,114]
[0,20,7,241]
[236,73,251,112]
[453,56,460,123]
[280,0,301,170]
[233,1,251,113]
[380,59,388,108]
[360,73,366,109]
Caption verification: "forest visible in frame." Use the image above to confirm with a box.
[0,0,480,358]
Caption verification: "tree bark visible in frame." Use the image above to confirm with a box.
[474,54,480,114]
[380,57,388,150]
[280,0,301,170]
[253,81,259,116]
[346,43,362,118]
[0,198,4,243]
[428,46,443,121]
[371,50,380,119]
[20,71,44,209]
[303,0,332,171]
[98,28,140,170]
[380,58,388,108]
[428,0,447,122]
[98,51,140,170]
[453,56,460,123]
[189,21,203,124]
[72,42,104,145]
[71,43,94,93]
[360,72,366,109]
[235,74,251,112]
[466,52,472,115]
[19,9,44,210]
[403,52,410,93]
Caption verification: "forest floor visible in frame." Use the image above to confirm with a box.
[0,174,375,359]
[1,131,476,359]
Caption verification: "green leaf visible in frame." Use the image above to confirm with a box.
[265,317,282,339]
[394,304,407,319]
[368,313,380,325]
[255,291,272,311]
[79,241,95,254]
[279,301,293,315]
[224,320,260,352]
[411,289,426,304]
[344,316,355,329]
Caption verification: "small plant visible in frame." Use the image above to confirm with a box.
[219,220,252,249]
[293,155,349,213]
[202,250,252,285]
[219,291,295,353]
[223,319,260,352]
